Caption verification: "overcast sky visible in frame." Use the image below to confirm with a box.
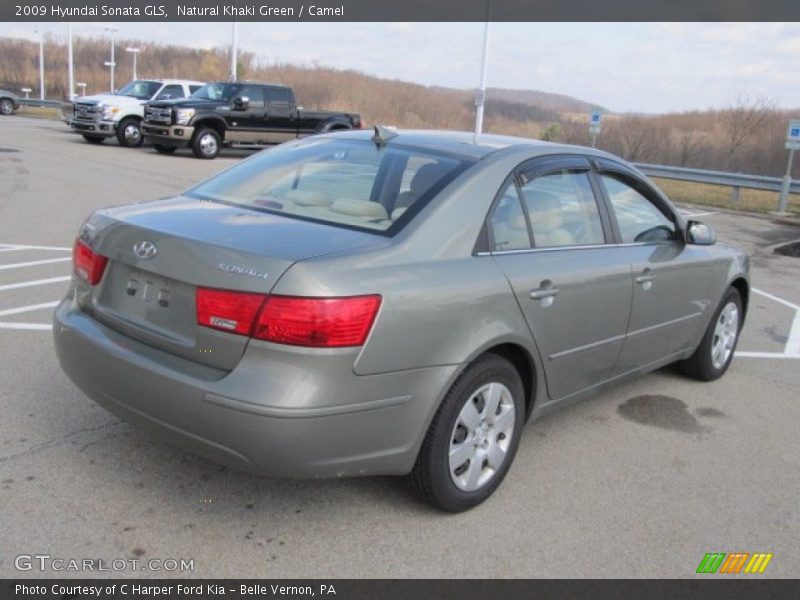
[2,21,799,113]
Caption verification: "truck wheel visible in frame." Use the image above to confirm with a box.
[191,128,221,159]
[153,144,177,154]
[0,99,14,115]
[82,134,105,144]
[116,117,143,147]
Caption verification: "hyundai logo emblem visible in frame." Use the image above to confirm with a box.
[133,240,158,260]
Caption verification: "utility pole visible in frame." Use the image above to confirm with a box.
[34,29,44,101]
[473,3,491,143]
[104,25,118,92]
[67,22,74,100]
[230,22,238,81]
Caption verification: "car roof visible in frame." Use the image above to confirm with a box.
[148,79,206,85]
[325,128,619,162]
[206,80,291,89]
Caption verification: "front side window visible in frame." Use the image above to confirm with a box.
[488,182,531,252]
[156,84,185,100]
[117,80,161,100]
[519,170,605,248]
[188,139,471,234]
[600,174,676,243]
[190,83,242,102]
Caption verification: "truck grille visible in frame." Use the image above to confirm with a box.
[145,106,172,125]
[73,102,101,122]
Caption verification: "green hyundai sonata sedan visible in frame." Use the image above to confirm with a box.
[54,129,749,511]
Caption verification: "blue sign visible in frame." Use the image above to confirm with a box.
[792,128,800,138]
[788,119,800,141]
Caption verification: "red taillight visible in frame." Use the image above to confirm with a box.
[255,295,381,347]
[195,289,381,348]
[196,287,266,336]
[73,239,108,285]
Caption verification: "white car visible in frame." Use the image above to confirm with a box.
[69,79,204,147]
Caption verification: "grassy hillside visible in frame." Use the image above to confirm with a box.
[1,34,797,179]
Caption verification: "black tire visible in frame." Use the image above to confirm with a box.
[680,287,743,381]
[82,134,105,144]
[116,117,143,147]
[153,143,177,154]
[409,353,525,512]
[0,98,14,115]
[191,127,221,159]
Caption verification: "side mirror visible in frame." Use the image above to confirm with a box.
[233,96,250,111]
[687,220,716,245]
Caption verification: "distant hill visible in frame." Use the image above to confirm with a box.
[433,85,603,115]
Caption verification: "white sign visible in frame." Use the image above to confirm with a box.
[589,110,602,133]
[474,89,486,107]
[788,119,800,142]
[786,141,800,151]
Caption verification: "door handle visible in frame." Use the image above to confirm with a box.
[530,287,560,299]
[530,280,559,307]
[636,268,655,290]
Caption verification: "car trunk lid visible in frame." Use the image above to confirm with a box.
[82,196,383,370]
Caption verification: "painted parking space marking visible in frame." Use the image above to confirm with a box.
[0,257,72,271]
[0,275,72,292]
[736,288,800,360]
[0,301,61,317]
[678,208,718,218]
[0,244,72,252]
[0,243,71,331]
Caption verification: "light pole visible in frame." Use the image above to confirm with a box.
[34,29,45,100]
[473,3,491,143]
[104,25,118,92]
[230,22,238,81]
[67,22,74,100]
[126,47,140,80]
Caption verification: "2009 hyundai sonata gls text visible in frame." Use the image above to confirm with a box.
[54,129,749,511]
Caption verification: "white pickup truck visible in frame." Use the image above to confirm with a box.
[69,79,204,147]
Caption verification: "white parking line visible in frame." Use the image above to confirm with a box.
[0,244,72,252]
[736,288,800,360]
[0,276,72,291]
[0,301,60,317]
[0,257,72,271]
[0,322,52,330]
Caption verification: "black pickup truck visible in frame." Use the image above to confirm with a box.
[142,81,362,159]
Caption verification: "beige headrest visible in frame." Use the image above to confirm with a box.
[330,198,389,220]
[284,189,331,206]
[391,207,408,221]
[525,191,564,234]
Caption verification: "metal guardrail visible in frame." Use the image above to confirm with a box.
[634,162,799,214]
[635,163,800,195]
[17,98,69,109]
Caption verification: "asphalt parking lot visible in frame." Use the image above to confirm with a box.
[0,116,798,578]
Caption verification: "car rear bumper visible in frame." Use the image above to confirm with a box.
[53,298,456,478]
[70,119,117,136]
[142,123,194,144]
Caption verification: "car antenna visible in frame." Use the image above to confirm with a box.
[372,125,398,146]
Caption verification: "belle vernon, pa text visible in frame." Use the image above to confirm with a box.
[16,583,338,597]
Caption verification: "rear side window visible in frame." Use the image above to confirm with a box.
[188,139,472,234]
[489,182,531,251]
[266,87,294,104]
[519,170,605,248]
[189,85,203,94]
[600,174,676,243]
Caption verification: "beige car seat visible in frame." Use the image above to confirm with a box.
[524,191,575,248]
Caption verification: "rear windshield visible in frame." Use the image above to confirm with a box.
[187,139,473,234]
